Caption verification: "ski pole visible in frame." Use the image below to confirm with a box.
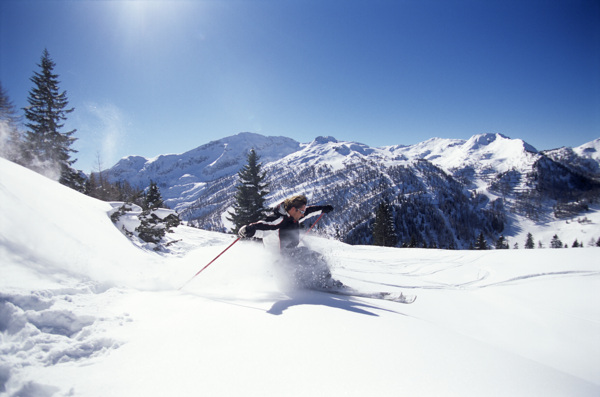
[305,213,324,235]
[300,212,325,243]
[178,237,240,290]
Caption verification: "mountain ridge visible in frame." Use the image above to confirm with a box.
[105,132,600,248]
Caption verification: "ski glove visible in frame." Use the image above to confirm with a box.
[321,205,334,213]
[238,225,256,238]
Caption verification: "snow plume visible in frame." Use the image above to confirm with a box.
[27,157,62,182]
[0,120,62,181]
[0,119,14,159]
[0,119,23,165]
[183,239,282,296]
[86,102,126,170]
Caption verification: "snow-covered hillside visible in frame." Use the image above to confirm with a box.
[1,157,600,396]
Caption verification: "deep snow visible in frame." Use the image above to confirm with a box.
[1,156,599,396]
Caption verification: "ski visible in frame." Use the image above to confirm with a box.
[312,287,417,304]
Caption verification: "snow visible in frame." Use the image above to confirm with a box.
[574,138,600,160]
[105,132,301,211]
[1,156,600,396]
[384,133,539,175]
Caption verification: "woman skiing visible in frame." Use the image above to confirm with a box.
[238,194,332,249]
[238,194,340,289]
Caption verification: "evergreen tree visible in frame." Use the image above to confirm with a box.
[227,149,269,233]
[136,181,180,244]
[524,232,535,249]
[144,181,164,210]
[373,201,397,247]
[23,49,81,189]
[404,234,418,248]
[550,234,563,249]
[596,237,600,247]
[495,235,509,249]
[474,232,488,250]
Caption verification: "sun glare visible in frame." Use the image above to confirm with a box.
[111,0,196,43]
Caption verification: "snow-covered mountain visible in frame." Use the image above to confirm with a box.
[1,156,599,396]
[105,132,600,248]
[106,132,300,209]
[542,138,600,180]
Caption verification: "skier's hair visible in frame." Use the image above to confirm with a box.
[283,194,307,211]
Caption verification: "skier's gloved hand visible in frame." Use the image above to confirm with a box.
[238,225,256,238]
[321,205,334,214]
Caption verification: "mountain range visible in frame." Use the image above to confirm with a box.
[105,132,600,249]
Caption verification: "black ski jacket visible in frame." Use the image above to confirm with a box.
[249,202,326,249]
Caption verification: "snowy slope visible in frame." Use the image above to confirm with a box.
[1,157,600,396]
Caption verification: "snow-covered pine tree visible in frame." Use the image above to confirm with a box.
[495,235,509,249]
[524,232,535,249]
[550,234,563,248]
[373,201,397,247]
[136,181,180,244]
[227,149,269,233]
[144,181,164,210]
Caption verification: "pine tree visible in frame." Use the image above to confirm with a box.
[144,181,164,210]
[475,232,488,250]
[550,234,562,249]
[227,149,269,233]
[524,232,535,249]
[373,201,397,247]
[495,235,509,249]
[23,49,81,189]
[136,181,180,244]
[406,234,418,248]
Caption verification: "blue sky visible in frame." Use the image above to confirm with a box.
[1,0,598,172]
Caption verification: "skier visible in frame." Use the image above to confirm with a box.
[238,194,340,289]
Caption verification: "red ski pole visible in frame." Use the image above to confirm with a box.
[179,237,240,290]
[300,212,325,244]
[305,213,324,235]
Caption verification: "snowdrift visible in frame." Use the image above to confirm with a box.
[1,157,599,396]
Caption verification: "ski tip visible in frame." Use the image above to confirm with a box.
[397,295,417,304]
